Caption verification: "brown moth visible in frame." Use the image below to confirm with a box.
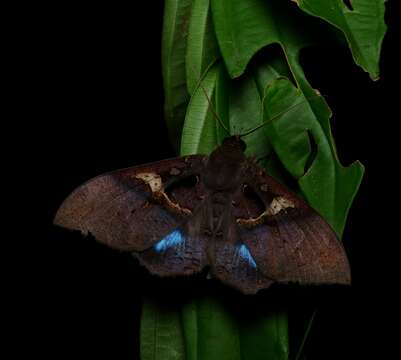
[54,135,350,294]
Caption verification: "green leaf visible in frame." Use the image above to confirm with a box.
[180,63,290,360]
[182,296,242,360]
[211,0,386,80]
[239,311,289,360]
[211,0,280,78]
[185,0,220,94]
[227,72,271,159]
[297,0,387,80]
[141,298,186,360]
[162,0,193,149]
[180,301,198,360]
[260,77,364,237]
[211,0,364,236]
[180,295,289,360]
[148,1,377,360]
[181,63,219,155]
[181,63,273,158]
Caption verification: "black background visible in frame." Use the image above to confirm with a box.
[14,1,397,359]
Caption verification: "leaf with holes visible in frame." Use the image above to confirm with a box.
[297,0,387,80]
[260,78,364,237]
[211,0,385,80]
[210,0,365,236]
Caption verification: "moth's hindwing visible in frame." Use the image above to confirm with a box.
[134,212,208,277]
[210,219,274,294]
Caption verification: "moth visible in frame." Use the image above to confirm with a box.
[54,134,350,294]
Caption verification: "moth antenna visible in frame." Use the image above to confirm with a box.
[240,94,323,138]
[189,59,230,135]
[198,81,230,135]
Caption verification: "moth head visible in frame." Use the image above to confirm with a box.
[222,136,247,152]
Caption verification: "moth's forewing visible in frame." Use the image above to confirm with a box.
[54,156,206,253]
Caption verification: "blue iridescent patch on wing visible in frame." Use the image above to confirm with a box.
[238,244,257,268]
[153,229,185,253]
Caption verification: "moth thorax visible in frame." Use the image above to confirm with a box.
[204,146,244,191]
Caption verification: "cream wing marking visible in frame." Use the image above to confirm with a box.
[134,172,162,192]
[266,197,295,216]
[237,196,295,226]
[135,171,192,216]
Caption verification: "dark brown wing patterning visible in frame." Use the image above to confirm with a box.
[54,155,206,254]
[210,219,274,294]
[234,160,351,285]
[135,211,209,277]
[54,140,351,294]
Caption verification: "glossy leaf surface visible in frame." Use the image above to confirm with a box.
[141,0,385,359]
